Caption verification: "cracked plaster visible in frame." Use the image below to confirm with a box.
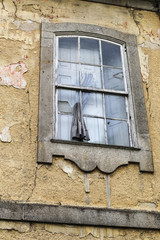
[0,126,11,142]
[0,0,160,238]
[2,221,160,240]
[0,0,159,203]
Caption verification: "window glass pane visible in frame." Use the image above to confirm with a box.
[82,92,103,117]
[81,65,102,88]
[107,120,130,146]
[103,67,125,91]
[102,41,122,67]
[58,114,72,140]
[105,95,127,119]
[59,37,78,62]
[85,117,105,144]
[58,89,79,113]
[80,38,100,65]
[58,62,79,86]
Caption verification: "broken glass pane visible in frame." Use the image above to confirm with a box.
[81,65,102,88]
[103,67,125,91]
[105,95,127,119]
[106,120,130,146]
[58,89,79,113]
[102,41,122,67]
[59,37,78,62]
[80,38,100,65]
[58,62,79,86]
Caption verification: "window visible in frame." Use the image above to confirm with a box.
[57,36,130,147]
[37,23,153,173]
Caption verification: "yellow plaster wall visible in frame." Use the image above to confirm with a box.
[0,0,160,238]
[1,220,160,240]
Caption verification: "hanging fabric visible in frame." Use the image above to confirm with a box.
[71,102,90,141]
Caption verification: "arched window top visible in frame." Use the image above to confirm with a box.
[58,36,123,68]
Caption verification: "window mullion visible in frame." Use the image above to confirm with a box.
[102,93,107,144]
[78,36,83,128]
[121,44,132,147]
[121,45,127,93]
[99,40,108,144]
[125,96,132,146]
[55,36,59,139]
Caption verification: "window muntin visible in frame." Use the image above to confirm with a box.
[56,36,130,147]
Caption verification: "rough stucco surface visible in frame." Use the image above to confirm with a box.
[0,221,160,240]
[0,0,160,238]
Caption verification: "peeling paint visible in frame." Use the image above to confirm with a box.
[0,221,30,233]
[0,0,159,238]
[143,30,160,47]
[140,41,160,50]
[0,126,11,142]
[139,51,149,83]
[137,202,157,210]
[60,164,74,177]
[56,159,74,177]
[14,20,40,31]
[0,61,27,89]
[55,159,84,181]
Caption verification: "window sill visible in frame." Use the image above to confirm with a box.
[38,138,153,173]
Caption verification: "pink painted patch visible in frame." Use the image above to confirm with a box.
[0,61,27,89]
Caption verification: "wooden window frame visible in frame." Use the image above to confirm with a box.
[56,36,132,146]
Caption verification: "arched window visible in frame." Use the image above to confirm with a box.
[57,36,130,147]
[37,23,153,174]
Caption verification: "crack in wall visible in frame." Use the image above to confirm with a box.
[1,0,5,10]
[26,90,32,143]
[12,0,17,19]
[128,9,141,37]
[26,165,38,202]
[0,1,159,234]
[1,0,16,18]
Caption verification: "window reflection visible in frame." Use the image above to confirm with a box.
[80,38,100,65]
[59,37,78,62]
[102,41,122,67]
[103,67,125,90]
